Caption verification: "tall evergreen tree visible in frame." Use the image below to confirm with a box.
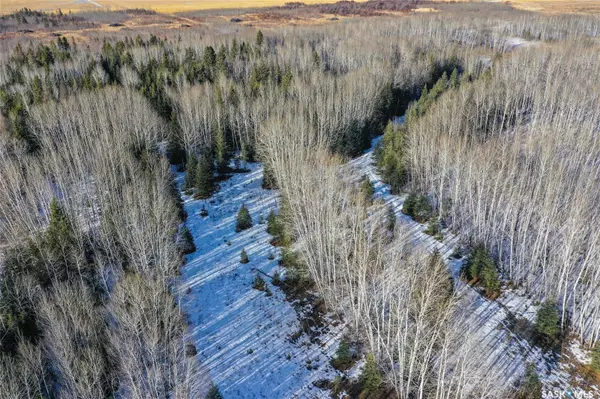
[240,141,254,162]
[44,197,79,282]
[386,204,396,234]
[377,123,408,193]
[518,363,542,399]
[480,259,500,297]
[46,197,75,258]
[312,49,321,68]
[266,209,282,237]
[228,82,239,107]
[359,353,382,395]
[31,75,44,104]
[184,154,198,191]
[216,44,227,76]
[360,176,375,205]
[214,125,230,172]
[194,151,216,199]
[450,67,460,89]
[262,163,277,189]
[465,245,500,297]
[535,301,560,342]
[255,30,264,48]
[591,344,600,371]
[203,46,216,68]
[230,38,239,59]
[429,71,448,100]
[281,65,293,92]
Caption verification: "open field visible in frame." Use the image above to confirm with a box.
[0,1,414,43]
[431,0,600,14]
[4,0,600,16]
[506,0,600,14]
[1,0,367,15]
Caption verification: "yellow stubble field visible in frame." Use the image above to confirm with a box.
[506,0,600,14]
[1,0,367,14]
[430,0,600,14]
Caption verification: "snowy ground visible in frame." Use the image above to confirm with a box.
[178,163,344,399]
[348,134,597,393]
[177,133,597,397]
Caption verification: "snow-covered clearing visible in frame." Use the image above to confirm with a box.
[178,163,343,399]
[348,135,597,393]
[177,131,597,397]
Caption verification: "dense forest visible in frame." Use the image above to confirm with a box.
[1,3,600,398]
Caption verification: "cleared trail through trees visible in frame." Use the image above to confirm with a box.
[348,135,593,393]
[177,162,343,399]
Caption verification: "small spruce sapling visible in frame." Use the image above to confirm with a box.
[424,217,440,237]
[252,274,266,291]
[177,225,196,254]
[235,204,253,232]
[200,204,208,217]
[386,205,396,234]
[360,175,375,205]
[240,248,249,264]
[266,209,281,236]
[402,191,433,223]
[185,343,197,357]
[331,340,353,370]
[206,384,224,399]
[272,270,281,285]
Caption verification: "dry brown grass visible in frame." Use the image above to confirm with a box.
[1,0,367,15]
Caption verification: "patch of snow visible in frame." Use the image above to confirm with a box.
[497,289,539,323]
[504,36,533,50]
[347,134,584,391]
[566,341,592,365]
[177,130,595,396]
[178,162,344,398]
